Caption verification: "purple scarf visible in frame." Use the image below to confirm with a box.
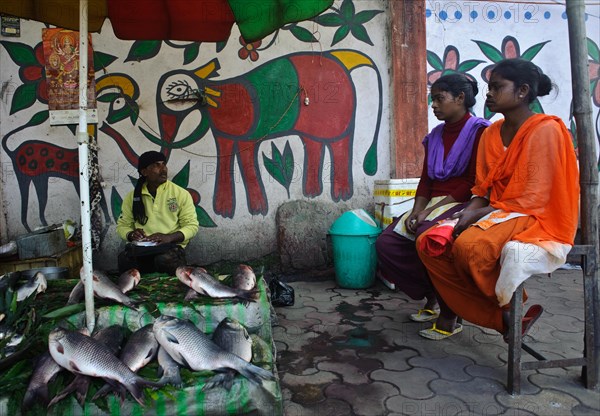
[423,116,490,181]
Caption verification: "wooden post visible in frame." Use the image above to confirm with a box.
[566,0,599,389]
[390,0,428,179]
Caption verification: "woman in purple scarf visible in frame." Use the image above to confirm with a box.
[375,74,489,323]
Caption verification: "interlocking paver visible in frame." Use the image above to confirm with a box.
[496,388,584,415]
[325,380,399,416]
[410,355,474,382]
[370,367,437,399]
[387,393,470,415]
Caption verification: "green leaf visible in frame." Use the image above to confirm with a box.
[426,51,443,71]
[290,26,318,43]
[0,41,37,66]
[196,205,217,228]
[93,51,118,72]
[42,303,86,319]
[521,41,550,62]
[28,110,49,126]
[354,10,383,25]
[331,26,350,46]
[139,126,164,146]
[183,43,200,65]
[472,40,504,63]
[111,186,123,221]
[106,106,130,124]
[172,161,191,188]
[457,59,485,72]
[129,103,140,125]
[271,142,283,167]
[350,25,373,46]
[216,40,227,54]
[529,99,544,114]
[340,0,355,20]
[125,40,162,62]
[587,38,600,62]
[97,92,120,103]
[10,83,37,115]
[313,12,344,27]
[263,153,286,186]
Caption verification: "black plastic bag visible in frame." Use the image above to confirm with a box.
[269,277,295,307]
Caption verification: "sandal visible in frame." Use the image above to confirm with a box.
[419,323,463,340]
[503,304,544,343]
[409,308,439,322]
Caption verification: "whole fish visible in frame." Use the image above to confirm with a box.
[176,266,258,302]
[232,264,256,291]
[84,269,137,309]
[16,271,47,301]
[22,352,62,411]
[118,269,141,294]
[67,281,84,305]
[93,324,158,400]
[48,325,127,407]
[152,315,274,387]
[48,327,160,406]
[156,346,182,387]
[205,318,253,390]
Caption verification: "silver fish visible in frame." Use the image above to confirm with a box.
[152,315,274,387]
[205,318,254,390]
[16,271,47,301]
[156,346,182,387]
[232,264,256,291]
[22,352,62,411]
[83,269,137,309]
[48,327,160,406]
[48,325,127,407]
[93,324,158,400]
[118,269,141,294]
[176,266,258,302]
[67,281,84,305]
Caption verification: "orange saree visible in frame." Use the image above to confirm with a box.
[418,114,579,331]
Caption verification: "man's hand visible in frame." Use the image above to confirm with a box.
[128,228,146,241]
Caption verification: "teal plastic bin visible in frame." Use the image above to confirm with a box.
[328,209,382,289]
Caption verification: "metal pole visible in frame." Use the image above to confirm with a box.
[79,0,95,333]
[566,0,599,389]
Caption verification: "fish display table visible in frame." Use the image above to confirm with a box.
[1,274,283,416]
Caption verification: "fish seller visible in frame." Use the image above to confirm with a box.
[116,151,199,275]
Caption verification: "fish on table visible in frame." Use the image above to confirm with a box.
[232,264,257,291]
[73,269,137,309]
[204,317,254,390]
[48,327,161,406]
[93,324,158,400]
[156,346,183,387]
[152,315,274,388]
[47,325,127,408]
[16,271,47,302]
[176,266,258,303]
[117,269,141,294]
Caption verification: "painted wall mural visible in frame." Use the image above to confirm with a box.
[0,0,387,255]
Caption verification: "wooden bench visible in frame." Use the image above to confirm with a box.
[506,244,598,394]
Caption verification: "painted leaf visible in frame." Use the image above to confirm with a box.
[139,126,164,146]
[196,206,217,228]
[587,38,600,62]
[106,106,130,124]
[529,99,544,114]
[472,40,504,63]
[457,59,485,72]
[331,26,350,46]
[350,24,373,46]
[341,0,355,20]
[129,103,140,125]
[93,51,117,72]
[354,10,383,25]
[183,43,200,65]
[313,12,344,26]
[125,40,162,62]
[97,92,119,103]
[28,110,49,127]
[10,83,37,115]
[426,51,443,71]
[263,152,286,186]
[0,41,37,66]
[363,140,377,176]
[570,119,578,149]
[521,41,550,62]
[216,40,228,53]
[484,106,494,120]
[111,186,123,221]
[290,25,318,43]
[172,161,191,188]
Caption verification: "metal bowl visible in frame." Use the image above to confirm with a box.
[20,267,69,280]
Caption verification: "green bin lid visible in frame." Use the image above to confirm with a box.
[328,209,382,236]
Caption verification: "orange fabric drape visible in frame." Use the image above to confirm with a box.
[471,114,580,247]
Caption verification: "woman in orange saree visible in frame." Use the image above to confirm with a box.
[416,59,579,340]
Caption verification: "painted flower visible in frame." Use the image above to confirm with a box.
[426,45,484,86]
[475,36,550,83]
[20,42,48,103]
[238,36,262,62]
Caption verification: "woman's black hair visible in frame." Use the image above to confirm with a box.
[431,73,479,109]
[490,58,553,103]
[132,178,148,225]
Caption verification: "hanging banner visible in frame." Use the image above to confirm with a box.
[42,28,97,125]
